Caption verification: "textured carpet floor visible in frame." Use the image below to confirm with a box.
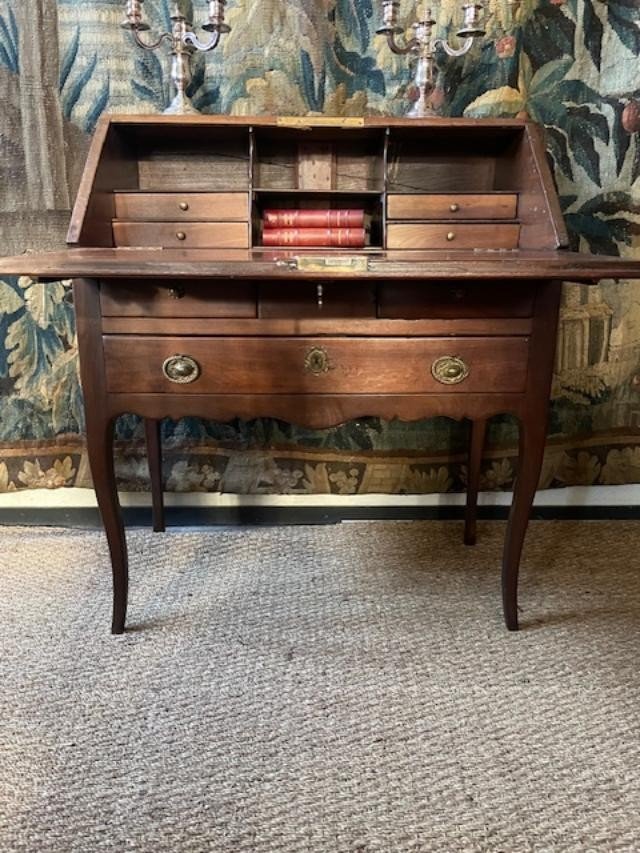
[1,520,640,853]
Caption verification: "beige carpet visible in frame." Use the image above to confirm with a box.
[1,520,639,852]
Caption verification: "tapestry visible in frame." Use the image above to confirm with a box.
[1,0,639,496]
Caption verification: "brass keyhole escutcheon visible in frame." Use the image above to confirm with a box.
[176,231,187,241]
[449,203,460,213]
[431,355,470,385]
[162,355,201,384]
[179,202,189,211]
[304,347,330,375]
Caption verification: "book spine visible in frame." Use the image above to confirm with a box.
[262,228,367,248]
[263,209,365,229]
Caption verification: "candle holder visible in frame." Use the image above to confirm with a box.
[377,0,485,117]
[121,1,230,115]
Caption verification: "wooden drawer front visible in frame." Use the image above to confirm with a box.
[378,282,535,319]
[103,336,529,395]
[112,221,250,249]
[259,282,376,319]
[100,280,257,319]
[387,223,520,250]
[114,192,249,221]
[388,194,518,220]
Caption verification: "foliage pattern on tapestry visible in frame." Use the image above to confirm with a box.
[0,0,639,495]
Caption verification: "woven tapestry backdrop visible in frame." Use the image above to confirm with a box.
[0,0,639,497]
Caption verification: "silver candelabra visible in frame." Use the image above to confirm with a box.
[377,0,485,117]
[121,1,230,114]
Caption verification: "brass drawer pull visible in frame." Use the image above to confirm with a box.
[449,203,460,213]
[162,355,201,384]
[432,355,470,385]
[179,202,189,211]
[446,231,456,242]
[176,231,187,241]
[304,346,330,375]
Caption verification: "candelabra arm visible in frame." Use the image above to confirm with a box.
[436,36,474,57]
[183,30,221,52]
[131,28,173,51]
[381,29,420,55]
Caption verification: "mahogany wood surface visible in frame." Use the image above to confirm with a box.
[5,116,640,636]
[102,335,530,395]
[387,193,518,220]
[114,192,250,221]
[387,223,520,250]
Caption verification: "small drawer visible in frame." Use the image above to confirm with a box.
[112,221,250,249]
[100,280,257,319]
[103,336,529,395]
[386,223,520,251]
[113,192,250,221]
[387,194,518,221]
[378,282,535,319]
[259,282,376,319]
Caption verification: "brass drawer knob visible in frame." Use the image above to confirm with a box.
[432,355,470,385]
[176,231,187,241]
[179,202,190,211]
[162,355,201,384]
[449,203,460,213]
[304,346,330,375]
[446,231,456,242]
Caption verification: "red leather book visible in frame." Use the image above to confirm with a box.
[263,209,365,229]
[262,227,367,248]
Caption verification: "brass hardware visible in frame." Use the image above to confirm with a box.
[447,231,456,242]
[277,116,365,128]
[431,355,470,385]
[449,203,460,213]
[294,255,369,274]
[317,284,324,308]
[304,347,331,375]
[176,231,187,241]
[162,354,201,384]
[168,285,186,299]
[179,202,189,211]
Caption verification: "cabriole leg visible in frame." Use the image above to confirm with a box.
[464,417,487,546]
[144,418,166,533]
[501,416,547,631]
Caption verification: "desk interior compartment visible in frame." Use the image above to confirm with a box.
[100,279,258,318]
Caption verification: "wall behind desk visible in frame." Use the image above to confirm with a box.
[1,0,639,497]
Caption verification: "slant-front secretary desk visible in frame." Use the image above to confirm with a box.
[2,115,640,635]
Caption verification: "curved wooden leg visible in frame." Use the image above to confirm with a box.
[144,418,166,533]
[87,416,129,634]
[464,417,487,546]
[502,416,547,631]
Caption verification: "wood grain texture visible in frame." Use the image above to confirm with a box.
[114,193,250,222]
[387,194,518,221]
[386,223,520,250]
[102,335,530,395]
[1,248,635,281]
[112,221,250,249]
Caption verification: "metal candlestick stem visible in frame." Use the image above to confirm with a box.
[377,0,485,117]
[121,1,230,114]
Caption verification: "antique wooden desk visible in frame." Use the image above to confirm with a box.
[2,115,640,635]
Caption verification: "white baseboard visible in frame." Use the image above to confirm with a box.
[0,485,639,509]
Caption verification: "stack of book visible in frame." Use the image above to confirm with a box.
[261,209,368,248]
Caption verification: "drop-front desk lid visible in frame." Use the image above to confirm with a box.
[0,248,639,283]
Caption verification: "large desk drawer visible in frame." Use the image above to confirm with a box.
[103,336,529,395]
